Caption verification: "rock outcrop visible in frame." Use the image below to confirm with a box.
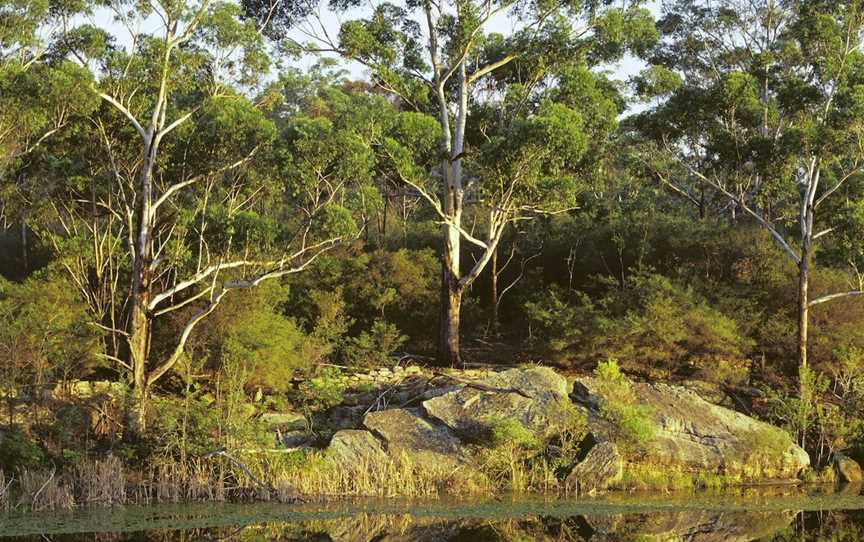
[363,408,468,469]
[572,377,810,479]
[565,440,623,493]
[422,366,570,439]
[320,367,811,487]
[327,429,388,465]
[833,453,863,483]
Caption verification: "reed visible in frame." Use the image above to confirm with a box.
[0,469,10,512]
[16,468,75,511]
[269,452,489,498]
[73,456,127,506]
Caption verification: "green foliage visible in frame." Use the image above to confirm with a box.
[475,417,542,490]
[593,359,655,454]
[197,282,322,392]
[0,428,46,471]
[294,368,346,425]
[762,366,864,467]
[342,320,407,368]
[0,272,101,415]
[525,270,753,378]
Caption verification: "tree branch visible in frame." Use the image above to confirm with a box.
[96,91,148,141]
[670,155,801,265]
[467,54,518,85]
[809,290,864,307]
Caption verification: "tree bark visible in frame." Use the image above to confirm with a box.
[129,135,157,431]
[491,243,499,333]
[797,253,809,379]
[797,221,812,407]
[439,267,462,367]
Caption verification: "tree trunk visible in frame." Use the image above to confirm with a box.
[797,243,810,394]
[435,61,468,367]
[128,290,151,430]
[438,210,463,365]
[129,146,156,432]
[439,275,462,367]
[491,244,499,333]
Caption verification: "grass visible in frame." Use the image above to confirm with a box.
[0,469,9,511]
[611,463,742,491]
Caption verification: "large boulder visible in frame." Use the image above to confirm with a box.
[327,430,388,466]
[363,408,468,469]
[565,440,623,493]
[260,411,305,430]
[422,367,570,439]
[833,453,863,483]
[583,510,795,542]
[572,377,810,479]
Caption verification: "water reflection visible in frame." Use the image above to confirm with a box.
[3,491,864,541]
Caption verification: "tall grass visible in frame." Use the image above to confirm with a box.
[0,469,10,512]
[15,468,75,511]
[265,452,488,498]
[73,457,127,505]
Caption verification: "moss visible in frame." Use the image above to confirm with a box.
[728,426,795,478]
[613,463,742,491]
[593,358,657,453]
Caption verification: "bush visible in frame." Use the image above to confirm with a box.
[524,271,753,378]
[342,320,407,368]
[294,367,346,430]
[475,417,542,491]
[211,282,323,391]
[593,359,655,454]
[760,366,863,467]
[0,429,47,471]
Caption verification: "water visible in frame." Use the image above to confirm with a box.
[2,487,864,540]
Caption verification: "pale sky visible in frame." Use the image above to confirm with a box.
[92,0,663,108]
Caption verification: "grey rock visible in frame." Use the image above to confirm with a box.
[572,377,810,479]
[327,430,388,466]
[363,408,467,469]
[282,430,315,449]
[260,411,305,430]
[565,440,622,493]
[422,366,570,439]
[833,453,863,483]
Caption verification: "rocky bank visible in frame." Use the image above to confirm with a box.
[311,366,813,492]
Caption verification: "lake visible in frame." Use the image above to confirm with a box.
[2,486,864,540]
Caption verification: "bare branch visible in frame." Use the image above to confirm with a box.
[809,290,864,307]
[96,91,148,141]
[668,153,802,265]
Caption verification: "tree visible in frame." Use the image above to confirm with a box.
[246,0,657,365]
[0,0,100,272]
[636,0,864,394]
[28,0,365,429]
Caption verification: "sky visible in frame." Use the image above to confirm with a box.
[92,0,663,102]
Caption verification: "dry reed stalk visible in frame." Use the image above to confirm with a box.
[0,469,11,511]
[74,456,127,506]
[16,468,75,511]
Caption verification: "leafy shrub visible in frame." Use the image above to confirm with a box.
[294,367,346,429]
[593,358,655,453]
[524,271,752,378]
[761,367,863,467]
[0,429,46,471]
[342,320,407,368]
[475,417,542,490]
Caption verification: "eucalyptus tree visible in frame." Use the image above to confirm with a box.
[635,0,864,393]
[246,0,657,365]
[0,0,100,268]
[31,0,365,428]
